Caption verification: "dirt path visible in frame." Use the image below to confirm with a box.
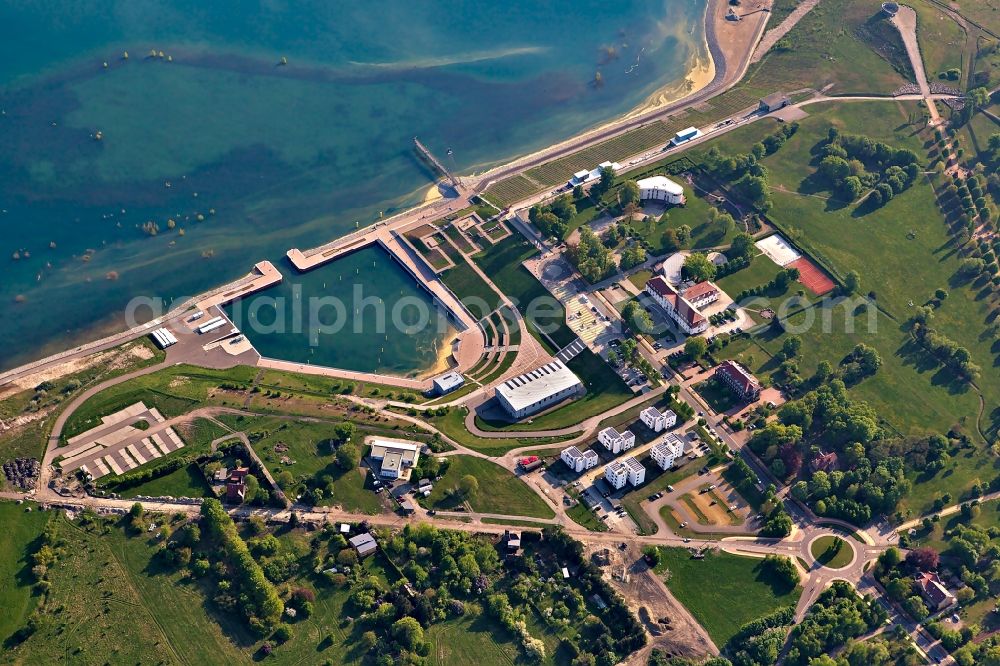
[891,6,942,124]
[751,0,823,63]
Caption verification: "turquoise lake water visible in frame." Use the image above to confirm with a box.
[224,246,456,377]
[0,0,707,373]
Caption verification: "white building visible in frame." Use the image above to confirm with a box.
[432,371,464,396]
[567,161,622,188]
[561,446,600,473]
[650,433,686,470]
[605,456,646,489]
[671,127,703,146]
[495,360,584,419]
[150,327,177,349]
[640,406,677,433]
[368,438,421,480]
[645,276,709,335]
[636,175,685,205]
[598,426,636,454]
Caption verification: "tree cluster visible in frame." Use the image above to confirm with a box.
[199,498,284,633]
[566,226,617,283]
[785,582,886,665]
[816,128,921,206]
[528,194,578,240]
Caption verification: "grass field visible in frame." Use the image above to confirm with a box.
[475,349,633,432]
[909,0,969,81]
[484,174,544,208]
[439,260,502,320]
[654,547,801,646]
[810,535,854,569]
[61,364,259,440]
[422,455,555,519]
[0,339,165,474]
[416,406,577,456]
[218,413,387,514]
[693,377,742,415]
[118,462,214,499]
[738,0,909,96]
[0,502,50,645]
[473,235,576,349]
[715,253,783,298]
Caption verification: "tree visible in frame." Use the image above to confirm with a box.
[458,474,479,498]
[764,554,801,587]
[620,180,640,207]
[845,270,861,294]
[244,474,260,503]
[683,253,717,282]
[129,502,144,520]
[905,547,940,571]
[684,336,708,359]
[730,232,754,258]
[782,336,802,358]
[392,616,424,650]
[336,442,358,470]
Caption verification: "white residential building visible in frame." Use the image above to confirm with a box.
[567,160,622,188]
[561,446,599,473]
[640,406,677,433]
[495,360,584,419]
[650,433,686,470]
[598,426,636,454]
[636,175,685,205]
[604,456,646,489]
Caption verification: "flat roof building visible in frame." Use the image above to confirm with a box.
[640,406,677,433]
[432,371,464,396]
[567,161,622,188]
[598,426,636,455]
[759,92,791,113]
[671,127,703,146]
[495,360,583,420]
[636,175,685,205]
[650,433,686,470]
[561,446,599,473]
[605,456,646,489]
[150,327,177,349]
[368,438,421,480]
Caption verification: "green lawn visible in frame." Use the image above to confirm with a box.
[62,364,259,440]
[693,377,742,415]
[0,502,50,645]
[909,0,968,81]
[475,349,633,432]
[810,535,854,569]
[417,406,577,456]
[219,413,387,514]
[118,462,214,499]
[715,253,782,298]
[654,547,801,646]
[439,261,502,320]
[473,236,576,349]
[422,455,555,519]
[0,338,165,472]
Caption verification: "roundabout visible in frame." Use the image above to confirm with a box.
[809,534,855,570]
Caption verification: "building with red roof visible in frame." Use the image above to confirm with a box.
[645,276,709,335]
[715,360,762,402]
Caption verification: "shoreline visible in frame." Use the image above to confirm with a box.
[1,0,770,386]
